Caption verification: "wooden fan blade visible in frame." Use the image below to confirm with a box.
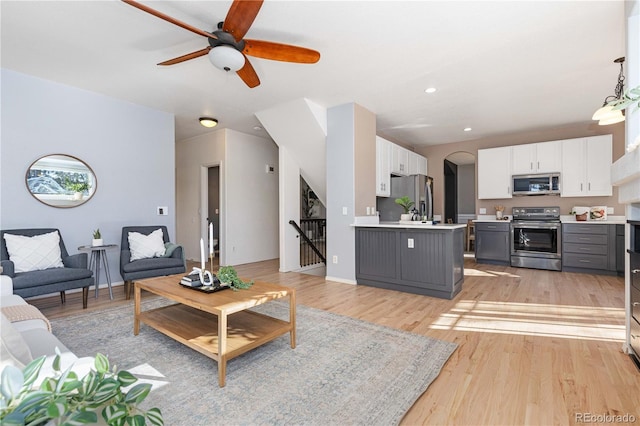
[222,0,263,42]
[121,0,217,40]
[236,57,261,88]
[243,39,320,63]
[157,47,211,66]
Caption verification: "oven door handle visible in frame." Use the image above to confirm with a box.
[511,224,560,230]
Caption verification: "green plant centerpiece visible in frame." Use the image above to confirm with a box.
[0,352,163,426]
[217,266,253,291]
[93,229,101,239]
[394,196,414,214]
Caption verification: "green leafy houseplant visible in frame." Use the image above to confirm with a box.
[0,352,163,426]
[217,265,253,291]
[93,229,101,239]
[394,196,414,214]
[67,182,89,193]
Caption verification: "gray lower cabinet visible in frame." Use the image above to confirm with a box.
[355,227,464,300]
[475,222,510,265]
[562,224,618,275]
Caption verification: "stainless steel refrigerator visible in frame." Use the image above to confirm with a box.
[376,174,434,222]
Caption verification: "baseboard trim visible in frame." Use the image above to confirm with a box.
[325,276,357,285]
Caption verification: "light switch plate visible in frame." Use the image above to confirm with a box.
[606,207,614,214]
[157,206,168,216]
[479,208,487,214]
[408,238,414,249]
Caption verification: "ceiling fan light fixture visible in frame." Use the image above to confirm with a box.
[598,109,625,125]
[199,117,218,128]
[208,46,245,72]
[592,57,626,125]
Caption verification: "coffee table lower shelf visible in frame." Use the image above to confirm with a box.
[136,303,293,385]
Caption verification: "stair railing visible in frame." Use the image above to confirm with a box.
[288,219,326,266]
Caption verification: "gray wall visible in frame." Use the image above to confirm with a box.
[457,163,476,214]
[1,69,176,288]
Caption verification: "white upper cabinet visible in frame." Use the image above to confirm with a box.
[408,151,428,176]
[478,146,512,199]
[390,143,409,176]
[511,141,561,175]
[376,136,391,197]
[561,135,612,197]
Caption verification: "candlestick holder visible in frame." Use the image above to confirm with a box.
[190,266,214,286]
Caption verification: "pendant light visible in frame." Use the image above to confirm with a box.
[592,57,625,125]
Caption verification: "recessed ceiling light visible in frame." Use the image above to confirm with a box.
[199,117,218,128]
[464,127,472,132]
[425,87,436,94]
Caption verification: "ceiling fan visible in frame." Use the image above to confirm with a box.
[122,0,320,88]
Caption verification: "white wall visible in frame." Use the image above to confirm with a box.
[176,128,279,266]
[0,69,176,288]
[279,147,301,272]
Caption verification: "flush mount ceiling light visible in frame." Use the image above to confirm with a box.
[592,57,625,125]
[425,87,436,94]
[208,46,246,72]
[199,117,218,128]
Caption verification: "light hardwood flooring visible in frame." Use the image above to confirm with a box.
[29,258,640,425]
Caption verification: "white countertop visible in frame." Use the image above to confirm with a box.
[472,215,626,224]
[352,221,467,230]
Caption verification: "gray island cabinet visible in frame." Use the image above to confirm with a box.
[354,223,465,299]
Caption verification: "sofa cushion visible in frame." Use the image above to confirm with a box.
[12,267,93,290]
[128,229,166,261]
[1,313,33,369]
[3,231,64,273]
[122,256,185,273]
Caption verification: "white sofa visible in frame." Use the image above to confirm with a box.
[1,275,92,376]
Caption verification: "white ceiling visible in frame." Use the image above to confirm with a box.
[0,1,626,147]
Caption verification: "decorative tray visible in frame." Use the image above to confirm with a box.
[179,282,231,293]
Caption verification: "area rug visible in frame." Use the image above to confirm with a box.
[50,299,457,425]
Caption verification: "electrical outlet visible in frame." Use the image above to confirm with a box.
[157,206,168,215]
[332,255,338,264]
[479,208,487,214]
[607,207,614,214]
[407,238,414,249]
[342,207,348,215]
[366,206,371,215]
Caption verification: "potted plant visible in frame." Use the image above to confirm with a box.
[394,196,414,221]
[0,352,163,425]
[217,265,253,291]
[67,182,89,200]
[92,229,103,247]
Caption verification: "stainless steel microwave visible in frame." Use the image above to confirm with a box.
[512,173,560,196]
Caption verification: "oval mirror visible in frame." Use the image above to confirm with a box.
[26,154,97,208]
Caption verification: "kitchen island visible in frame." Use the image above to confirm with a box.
[353,222,466,299]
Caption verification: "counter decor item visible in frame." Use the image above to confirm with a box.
[570,206,589,221]
[395,196,415,221]
[494,205,505,219]
[92,228,103,246]
[590,206,607,221]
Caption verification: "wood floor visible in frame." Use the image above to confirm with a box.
[29,258,640,425]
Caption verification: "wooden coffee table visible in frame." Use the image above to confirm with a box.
[133,274,296,387]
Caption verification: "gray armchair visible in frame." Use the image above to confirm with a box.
[120,226,186,299]
[0,228,93,308]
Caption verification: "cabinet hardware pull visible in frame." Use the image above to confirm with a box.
[579,260,591,263]
[537,161,540,169]
[589,182,591,191]
[530,162,533,170]
[580,183,583,191]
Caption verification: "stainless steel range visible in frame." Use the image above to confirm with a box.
[511,206,562,271]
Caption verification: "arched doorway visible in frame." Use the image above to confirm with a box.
[443,152,476,224]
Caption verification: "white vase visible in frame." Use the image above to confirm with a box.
[400,214,412,221]
[73,192,83,200]
[92,238,103,247]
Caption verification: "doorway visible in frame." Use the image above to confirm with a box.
[443,152,476,224]
[207,166,220,265]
